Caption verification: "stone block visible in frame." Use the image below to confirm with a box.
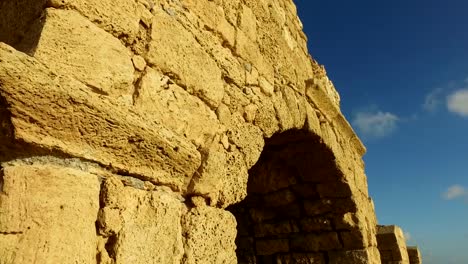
[300,217,333,232]
[407,246,422,264]
[377,225,410,264]
[256,239,289,255]
[47,0,140,40]
[19,9,134,97]
[0,163,100,264]
[277,253,326,264]
[99,178,186,264]
[182,207,237,264]
[290,232,342,252]
[254,220,297,238]
[134,67,222,148]
[328,247,382,264]
[147,10,224,108]
[0,43,201,191]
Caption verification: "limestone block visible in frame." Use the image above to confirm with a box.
[254,220,297,237]
[407,246,422,264]
[273,91,295,131]
[328,247,382,264]
[239,5,257,41]
[377,225,410,264]
[300,217,333,232]
[0,163,100,264]
[290,232,342,252]
[225,113,264,168]
[0,43,201,191]
[277,253,326,264]
[217,149,249,208]
[253,97,280,138]
[182,0,236,47]
[99,177,185,264]
[182,207,237,264]
[248,156,298,194]
[256,239,289,255]
[19,9,134,97]
[281,85,306,129]
[47,0,140,40]
[188,142,226,199]
[147,10,224,108]
[134,67,222,148]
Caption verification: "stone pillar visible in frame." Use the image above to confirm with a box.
[376,225,410,264]
[407,246,422,264]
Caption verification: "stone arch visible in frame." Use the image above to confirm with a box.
[227,128,365,263]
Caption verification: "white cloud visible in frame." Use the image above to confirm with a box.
[352,111,399,138]
[443,185,468,200]
[404,231,412,242]
[447,89,468,117]
[423,88,443,112]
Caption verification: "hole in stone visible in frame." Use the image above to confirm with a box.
[227,129,355,264]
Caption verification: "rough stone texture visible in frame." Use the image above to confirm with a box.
[98,176,185,264]
[407,246,422,264]
[19,8,135,98]
[182,206,237,264]
[0,0,421,263]
[0,162,100,264]
[377,225,410,264]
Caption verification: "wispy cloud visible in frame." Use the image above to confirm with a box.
[404,231,412,242]
[423,88,444,112]
[443,185,468,200]
[447,89,468,117]
[352,110,399,139]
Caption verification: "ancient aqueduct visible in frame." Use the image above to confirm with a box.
[0,0,422,263]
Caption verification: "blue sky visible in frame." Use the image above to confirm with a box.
[295,1,468,263]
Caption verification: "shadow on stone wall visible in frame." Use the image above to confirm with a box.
[227,129,358,263]
[0,0,47,52]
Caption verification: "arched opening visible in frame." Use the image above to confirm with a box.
[227,129,357,263]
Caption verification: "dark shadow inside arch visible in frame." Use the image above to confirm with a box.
[0,0,47,53]
[227,129,358,264]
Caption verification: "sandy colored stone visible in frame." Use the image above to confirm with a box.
[0,163,100,264]
[377,225,410,264]
[0,0,420,263]
[182,207,237,264]
[99,177,185,264]
[132,55,147,71]
[134,68,222,149]
[47,0,140,40]
[0,43,200,191]
[19,9,134,97]
[147,9,224,108]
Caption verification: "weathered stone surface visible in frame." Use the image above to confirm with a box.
[0,43,200,191]
[290,232,342,252]
[328,247,382,264]
[98,176,185,264]
[0,0,420,263]
[182,207,237,264]
[377,225,410,264]
[134,67,222,148]
[47,0,140,40]
[407,246,422,264]
[147,9,224,108]
[0,163,100,264]
[19,9,134,97]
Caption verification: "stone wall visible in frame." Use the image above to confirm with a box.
[0,0,419,263]
[376,225,411,264]
[407,247,422,264]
